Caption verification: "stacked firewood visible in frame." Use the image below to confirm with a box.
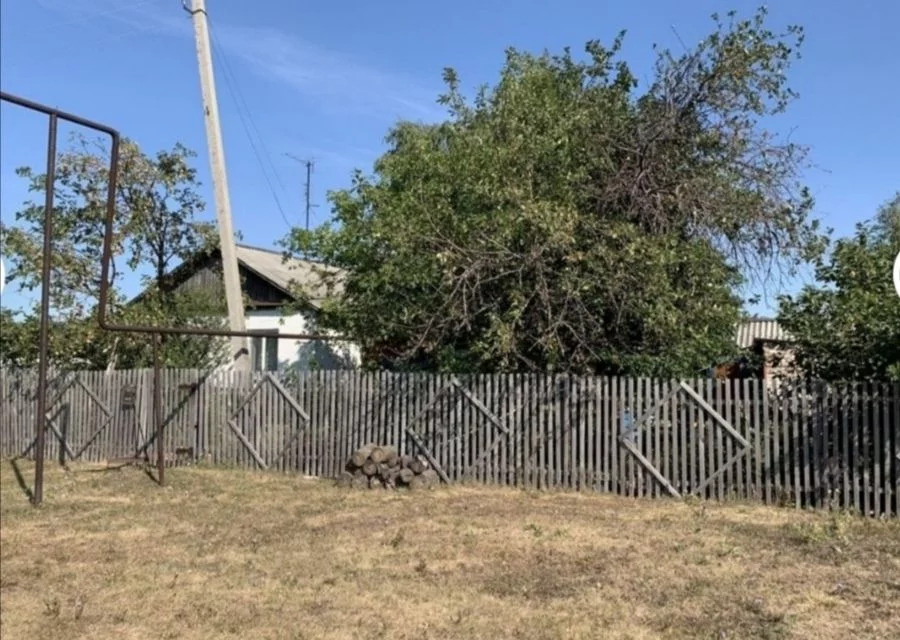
[336,444,439,490]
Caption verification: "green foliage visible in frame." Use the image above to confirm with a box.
[284,8,822,375]
[779,194,900,382]
[0,136,225,370]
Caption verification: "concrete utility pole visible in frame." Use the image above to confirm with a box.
[187,0,249,370]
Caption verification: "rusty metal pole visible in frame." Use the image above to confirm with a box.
[153,333,165,486]
[32,113,58,506]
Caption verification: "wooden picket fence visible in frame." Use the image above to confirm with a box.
[1,368,897,517]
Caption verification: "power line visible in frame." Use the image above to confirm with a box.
[206,18,292,229]
[208,18,287,193]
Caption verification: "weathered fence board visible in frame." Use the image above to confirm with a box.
[1,368,897,517]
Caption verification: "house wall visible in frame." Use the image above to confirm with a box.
[244,309,360,371]
[761,342,799,381]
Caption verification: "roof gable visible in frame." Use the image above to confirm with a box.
[128,243,344,309]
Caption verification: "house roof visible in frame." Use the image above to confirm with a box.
[735,317,793,349]
[128,243,344,309]
[233,244,344,306]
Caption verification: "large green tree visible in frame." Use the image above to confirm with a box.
[0,136,226,370]
[778,194,900,382]
[284,9,823,376]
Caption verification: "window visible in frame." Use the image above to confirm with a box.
[251,330,280,372]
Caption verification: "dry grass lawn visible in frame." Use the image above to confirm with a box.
[1,460,898,640]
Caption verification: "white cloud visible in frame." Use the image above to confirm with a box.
[34,0,444,122]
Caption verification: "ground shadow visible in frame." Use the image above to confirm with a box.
[8,457,35,503]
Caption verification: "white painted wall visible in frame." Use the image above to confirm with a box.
[244,309,360,371]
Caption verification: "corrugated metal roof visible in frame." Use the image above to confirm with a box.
[235,244,344,307]
[735,317,792,349]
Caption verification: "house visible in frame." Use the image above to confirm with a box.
[135,243,360,372]
[735,316,798,380]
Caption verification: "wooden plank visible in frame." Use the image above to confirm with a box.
[555,374,564,489]
[850,382,861,514]
[496,374,505,485]
[811,381,823,509]
[790,380,800,510]
[296,373,308,474]
[679,381,750,449]
[578,377,587,490]
[536,374,546,490]
[449,375,460,483]
[762,379,771,505]
[862,382,871,516]
[627,376,636,497]
[459,376,470,484]
[800,379,811,508]
[696,379,707,499]
[773,379,783,504]
[562,375,571,489]
[619,435,681,498]
[838,383,849,511]
[891,382,900,517]
[693,447,749,496]
[529,375,539,489]
[483,375,492,483]
[226,417,267,469]
[724,378,734,501]
[405,424,450,484]
[665,378,676,495]
[451,376,508,435]
[873,383,883,518]
[710,379,721,501]
[887,383,897,517]
[595,377,604,492]
[688,380,698,495]
[741,378,752,499]
[824,382,835,509]
[678,378,687,496]
[654,379,663,499]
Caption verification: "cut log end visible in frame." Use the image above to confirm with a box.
[350,444,377,468]
[335,471,354,488]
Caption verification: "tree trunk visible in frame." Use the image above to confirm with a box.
[350,474,369,489]
[368,475,384,489]
[375,446,398,466]
[369,446,388,464]
[399,454,413,469]
[421,469,440,488]
[351,444,377,467]
[382,468,399,489]
[407,475,426,491]
[398,468,414,484]
[335,471,354,488]
[408,458,426,475]
[362,459,378,476]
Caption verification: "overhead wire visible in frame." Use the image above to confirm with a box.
[206,17,293,230]
[208,17,287,193]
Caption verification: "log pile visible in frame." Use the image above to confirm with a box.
[336,444,439,490]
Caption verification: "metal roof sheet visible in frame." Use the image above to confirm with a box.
[735,317,792,349]
[235,244,344,307]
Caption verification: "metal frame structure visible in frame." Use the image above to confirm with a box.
[1,91,338,505]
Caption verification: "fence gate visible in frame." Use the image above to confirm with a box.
[223,372,310,470]
[618,380,752,499]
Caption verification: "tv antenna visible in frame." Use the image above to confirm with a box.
[284,153,318,231]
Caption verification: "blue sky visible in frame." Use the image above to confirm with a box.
[1,0,898,315]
